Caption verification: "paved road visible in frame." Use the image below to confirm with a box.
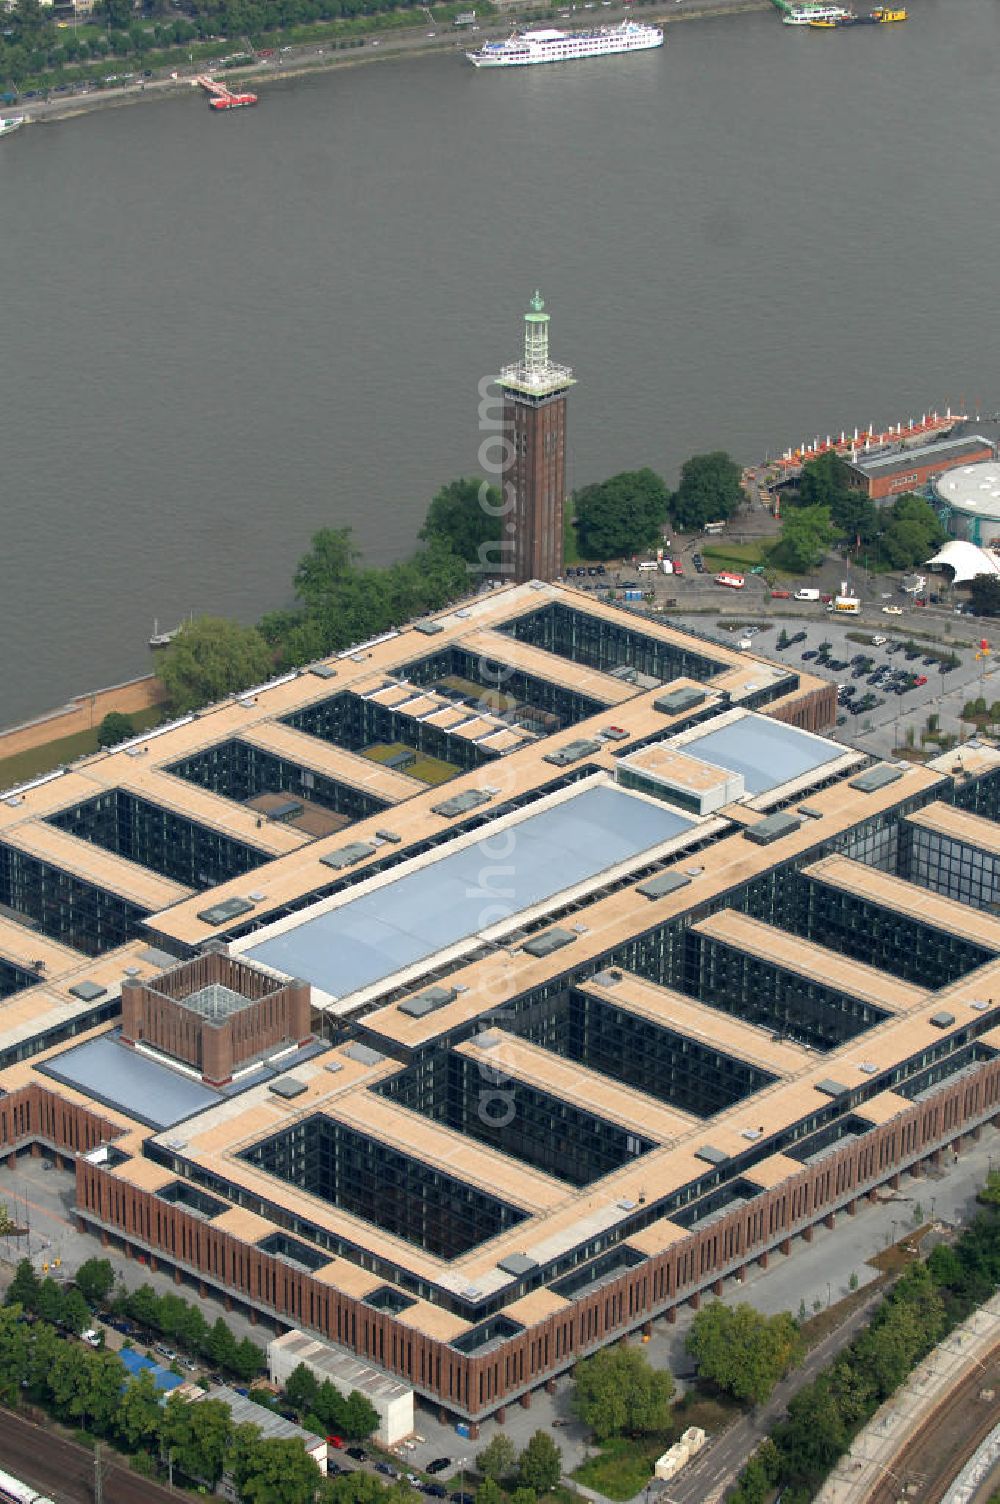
[660,1293,886,1504]
[0,1406,177,1504]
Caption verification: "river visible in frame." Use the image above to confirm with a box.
[1,0,997,725]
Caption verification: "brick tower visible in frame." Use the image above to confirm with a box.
[501,291,575,584]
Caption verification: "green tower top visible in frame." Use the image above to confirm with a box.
[500,290,575,398]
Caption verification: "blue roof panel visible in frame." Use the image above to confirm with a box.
[682,715,842,796]
[246,785,694,998]
[40,1034,222,1129]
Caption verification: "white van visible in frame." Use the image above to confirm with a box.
[794,588,820,602]
[872,634,888,647]
[637,560,658,571]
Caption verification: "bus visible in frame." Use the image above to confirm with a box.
[703,521,726,535]
[714,571,745,589]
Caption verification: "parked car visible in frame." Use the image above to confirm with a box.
[347,1447,368,1462]
[376,1463,398,1477]
[427,1460,452,1475]
[771,589,791,599]
[424,1486,447,1499]
[882,605,903,616]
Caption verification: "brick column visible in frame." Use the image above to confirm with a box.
[846,1200,857,1216]
[689,1292,701,1311]
[496,1406,507,1423]
[780,1238,792,1255]
[758,1251,769,1269]
[824,1213,835,1231]
[519,1392,532,1410]
[712,1279,723,1296]
[802,1226,813,1243]
[174,1269,182,1285]
[666,1306,677,1324]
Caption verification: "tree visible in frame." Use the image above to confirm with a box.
[293,527,360,609]
[572,1344,675,1440]
[419,477,504,570]
[239,1435,324,1504]
[877,493,945,571]
[117,1370,163,1451]
[6,1258,39,1312]
[75,1257,116,1308]
[207,1314,240,1372]
[969,576,1000,618]
[159,615,273,714]
[777,504,833,573]
[60,1285,93,1336]
[670,452,744,532]
[0,1306,30,1403]
[796,451,854,509]
[476,1481,504,1504]
[231,1336,266,1384]
[162,1393,233,1488]
[517,1431,561,1494]
[97,711,135,748]
[477,1433,518,1483]
[284,1361,320,1418]
[686,1304,803,1405]
[574,469,670,559]
[125,1283,162,1333]
[341,1388,379,1439]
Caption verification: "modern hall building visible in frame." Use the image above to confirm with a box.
[501,293,575,584]
[2,582,1000,1430]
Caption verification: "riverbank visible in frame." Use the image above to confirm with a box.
[19,0,769,127]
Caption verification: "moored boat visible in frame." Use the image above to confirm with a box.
[0,115,25,138]
[466,19,663,66]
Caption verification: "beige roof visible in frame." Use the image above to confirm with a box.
[805,853,1000,952]
[905,799,1000,859]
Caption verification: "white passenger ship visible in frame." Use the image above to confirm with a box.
[466,19,663,67]
[781,4,848,22]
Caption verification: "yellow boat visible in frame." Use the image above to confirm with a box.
[871,5,906,19]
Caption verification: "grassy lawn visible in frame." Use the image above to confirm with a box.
[573,1433,672,1500]
[361,742,458,786]
[0,705,165,794]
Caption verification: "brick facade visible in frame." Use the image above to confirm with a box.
[6,1054,998,1423]
[120,952,311,1086]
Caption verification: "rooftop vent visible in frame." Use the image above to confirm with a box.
[543,738,603,768]
[522,927,577,958]
[636,870,692,901]
[602,726,630,742]
[269,1076,308,1100]
[431,789,492,818]
[344,1043,385,1067]
[309,663,338,680]
[375,829,401,845]
[815,1078,849,1098]
[197,896,255,927]
[798,805,823,820]
[653,687,707,716]
[930,1010,956,1029]
[497,1253,538,1277]
[745,812,802,846]
[320,841,377,871]
[695,1144,728,1167]
[68,980,108,1003]
[849,764,904,794]
[857,1062,878,1075]
[414,620,445,636]
[398,986,458,1019]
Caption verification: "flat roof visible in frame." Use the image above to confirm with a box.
[851,435,993,478]
[906,800,1000,859]
[933,459,1000,517]
[241,784,696,1002]
[40,1033,222,1129]
[675,712,846,797]
[620,744,739,794]
[805,853,1000,952]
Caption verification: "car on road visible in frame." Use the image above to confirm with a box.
[771,589,791,599]
[802,649,817,660]
[424,1487,447,1498]
[376,1463,398,1477]
[427,1460,452,1475]
[347,1447,368,1462]
[882,605,903,615]
[914,674,928,687]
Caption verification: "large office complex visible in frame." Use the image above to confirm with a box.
[1,582,999,1429]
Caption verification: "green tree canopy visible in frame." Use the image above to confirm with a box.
[777,504,834,572]
[517,1430,562,1493]
[162,1393,233,1487]
[0,1306,30,1405]
[476,1432,518,1483]
[159,615,273,714]
[574,469,670,559]
[877,493,945,571]
[419,477,504,570]
[669,452,744,532]
[6,1258,39,1312]
[239,1435,324,1503]
[572,1344,675,1441]
[116,1369,163,1452]
[97,711,135,748]
[686,1303,804,1404]
[475,1480,505,1504]
[796,451,854,509]
[969,577,1000,617]
[74,1257,115,1307]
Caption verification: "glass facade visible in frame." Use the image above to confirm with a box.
[283,692,500,777]
[398,646,606,732]
[380,1048,653,1188]
[169,739,391,826]
[239,1114,528,1260]
[901,825,1000,913]
[0,843,150,956]
[0,954,41,1000]
[47,790,268,892]
[497,603,725,683]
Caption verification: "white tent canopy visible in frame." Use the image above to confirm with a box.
[926,540,1000,585]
